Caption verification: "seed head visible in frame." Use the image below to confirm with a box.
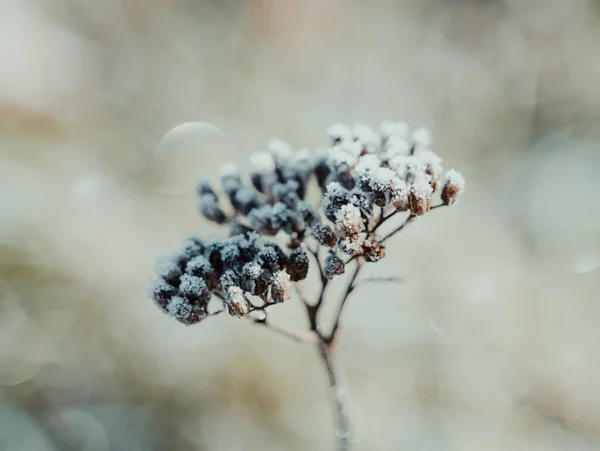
[271,270,291,303]
[324,255,345,279]
[226,286,251,318]
[363,240,386,262]
[441,169,465,205]
[286,247,309,282]
[409,175,433,216]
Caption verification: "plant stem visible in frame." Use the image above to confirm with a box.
[317,339,350,451]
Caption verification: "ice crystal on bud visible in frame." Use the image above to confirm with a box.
[226,286,251,318]
[411,127,432,149]
[335,204,363,236]
[327,123,353,144]
[250,152,276,173]
[268,138,294,160]
[324,255,345,279]
[271,270,291,303]
[381,121,409,141]
[220,162,239,178]
[352,124,379,152]
[441,169,465,205]
[409,174,433,216]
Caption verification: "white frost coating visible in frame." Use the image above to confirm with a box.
[244,261,263,279]
[444,169,465,190]
[389,155,426,179]
[416,149,443,175]
[167,296,190,317]
[268,138,294,160]
[411,174,434,198]
[324,181,346,198]
[273,269,290,284]
[352,123,379,150]
[327,123,353,142]
[381,121,410,139]
[411,127,432,148]
[220,162,239,177]
[384,136,411,154]
[227,286,245,301]
[294,148,311,161]
[328,146,355,169]
[355,154,381,178]
[250,152,276,172]
[341,140,364,158]
[335,204,363,235]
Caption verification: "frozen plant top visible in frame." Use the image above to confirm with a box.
[149,121,465,325]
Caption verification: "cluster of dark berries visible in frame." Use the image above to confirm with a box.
[149,232,311,324]
[150,121,464,324]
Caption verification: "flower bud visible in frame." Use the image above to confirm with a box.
[271,270,291,303]
[338,234,363,256]
[441,169,465,206]
[324,255,345,279]
[286,247,309,281]
[311,222,337,247]
[226,287,251,318]
[409,175,433,216]
[363,240,386,262]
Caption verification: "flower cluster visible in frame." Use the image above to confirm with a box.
[150,121,464,324]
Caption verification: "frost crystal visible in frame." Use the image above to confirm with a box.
[324,255,345,279]
[355,154,381,179]
[226,286,251,318]
[352,124,379,151]
[327,123,353,144]
[220,162,239,178]
[250,152,276,173]
[268,138,294,160]
[271,270,291,303]
[328,146,355,171]
[335,204,363,236]
[381,121,409,140]
[411,127,432,149]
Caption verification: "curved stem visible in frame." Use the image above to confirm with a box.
[317,339,350,451]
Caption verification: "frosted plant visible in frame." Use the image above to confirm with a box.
[148,121,465,450]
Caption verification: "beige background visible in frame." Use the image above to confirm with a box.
[1,0,600,449]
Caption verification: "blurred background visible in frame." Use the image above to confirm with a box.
[2,0,600,449]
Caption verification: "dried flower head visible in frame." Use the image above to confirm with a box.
[149,120,463,328]
[441,169,465,205]
[271,270,291,303]
[324,255,345,279]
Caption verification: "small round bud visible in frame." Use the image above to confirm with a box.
[220,270,240,291]
[363,240,386,263]
[179,274,211,304]
[286,247,309,282]
[311,222,337,247]
[148,278,178,308]
[225,286,251,318]
[155,258,182,286]
[197,194,228,224]
[324,255,345,279]
[166,296,206,325]
[335,204,363,236]
[409,175,433,216]
[441,169,465,206]
[327,123,352,145]
[323,182,350,222]
[338,234,363,257]
[241,261,268,296]
[186,256,219,289]
[271,270,291,303]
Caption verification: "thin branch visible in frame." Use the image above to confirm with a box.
[252,316,317,344]
[370,209,399,235]
[317,340,350,451]
[326,261,363,344]
[381,213,416,243]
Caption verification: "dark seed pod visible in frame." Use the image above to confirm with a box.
[186,256,220,289]
[148,278,178,309]
[363,240,386,262]
[324,255,345,279]
[179,274,211,304]
[310,222,337,247]
[286,247,309,281]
